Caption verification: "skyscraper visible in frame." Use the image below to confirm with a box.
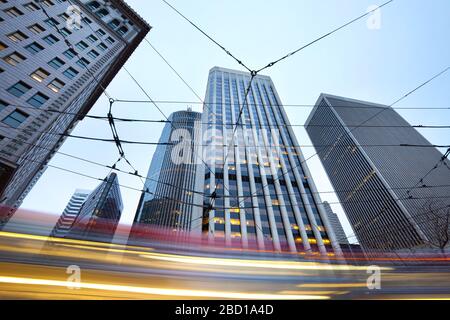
[322,201,349,246]
[68,173,123,241]
[50,189,90,238]
[132,109,204,236]
[305,93,450,252]
[201,67,341,255]
[0,0,150,226]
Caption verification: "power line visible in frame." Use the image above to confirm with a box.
[3,102,450,129]
[256,0,395,73]
[236,65,450,210]
[2,128,449,203]
[161,0,252,73]
[113,99,450,110]
[144,38,216,117]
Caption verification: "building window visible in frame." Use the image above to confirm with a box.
[96,29,106,37]
[95,8,108,18]
[60,27,72,37]
[7,30,29,42]
[43,34,59,45]
[2,110,29,128]
[117,26,128,36]
[48,57,65,69]
[63,67,79,79]
[30,68,50,83]
[28,24,46,34]
[41,0,55,7]
[7,81,32,98]
[97,43,108,51]
[0,42,8,51]
[58,12,70,21]
[3,52,26,66]
[105,37,115,44]
[82,17,93,25]
[86,35,98,43]
[63,48,77,60]
[76,58,90,68]
[47,79,65,93]
[87,50,99,59]
[108,19,120,30]
[44,18,59,28]
[4,7,24,18]
[87,1,101,10]
[0,100,7,112]
[24,2,40,12]
[25,42,45,54]
[75,41,88,51]
[27,93,50,108]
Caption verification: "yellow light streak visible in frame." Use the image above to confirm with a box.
[0,276,330,300]
[139,252,390,271]
[298,283,368,288]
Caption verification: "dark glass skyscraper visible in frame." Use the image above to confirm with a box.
[201,67,342,255]
[69,172,123,241]
[133,109,204,236]
[51,189,90,238]
[305,93,450,252]
[0,0,150,226]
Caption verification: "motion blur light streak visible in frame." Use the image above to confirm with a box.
[138,253,387,271]
[0,276,330,300]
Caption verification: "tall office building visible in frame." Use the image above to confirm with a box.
[50,189,90,238]
[305,93,450,252]
[201,67,341,255]
[69,173,123,241]
[132,109,204,237]
[322,201,349,246]
[0,0,150,226]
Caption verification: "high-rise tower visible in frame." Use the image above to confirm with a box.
[69,172,123,241]
[0,0,150,226]
[51,189,90,238]
[132,110,204,236]
[201,67,341,255]
[305,93,450,252]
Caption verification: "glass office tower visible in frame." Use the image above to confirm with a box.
[69,172,123,241]
[51,189,90,238]
[201,67,341,255]
[305,93,450,252]
[132,109,204,236]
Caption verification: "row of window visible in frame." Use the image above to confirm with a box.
[2,0,67,18]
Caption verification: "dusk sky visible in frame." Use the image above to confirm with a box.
[9,0,450,243]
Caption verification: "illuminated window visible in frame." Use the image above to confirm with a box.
[7,30,28,42]
[230,219,241,225]
[4,7,24,18]
[47,79,65,93]
[213,217,224,224]
[30,68,50,82]
[28,24,46,34]
[230,208,240,213]
[4,52,26,66]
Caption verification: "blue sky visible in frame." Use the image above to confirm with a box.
[10,0,450,242]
